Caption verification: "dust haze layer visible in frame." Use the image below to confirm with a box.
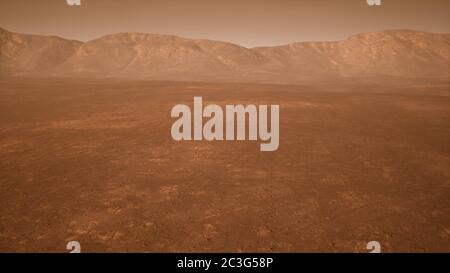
[1,27,449,83]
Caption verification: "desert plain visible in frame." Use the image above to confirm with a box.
[0,77,448,252]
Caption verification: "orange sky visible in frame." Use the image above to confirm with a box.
[0,0,449,47]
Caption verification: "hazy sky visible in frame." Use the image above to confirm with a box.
[0,0,449,47]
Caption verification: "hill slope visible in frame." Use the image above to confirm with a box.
[1,28,449,81]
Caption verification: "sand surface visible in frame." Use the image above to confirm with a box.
[0,78,449,252]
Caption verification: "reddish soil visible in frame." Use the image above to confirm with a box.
[0,78,449,252]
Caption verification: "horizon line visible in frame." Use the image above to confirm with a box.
[1,27,448,49]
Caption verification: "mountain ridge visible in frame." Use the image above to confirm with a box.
[1,28,449,82]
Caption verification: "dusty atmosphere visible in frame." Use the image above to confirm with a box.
[0,0,449,253]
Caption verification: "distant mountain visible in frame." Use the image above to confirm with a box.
[0,27,82,76]
[56,32,264,80]
[254,30,450,79]
[1,27,449,82]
